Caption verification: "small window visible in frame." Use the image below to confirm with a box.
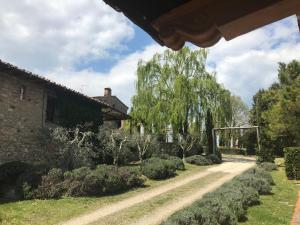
[19,86,26,100]
[46,96,56,122]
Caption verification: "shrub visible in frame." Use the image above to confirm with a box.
[256,147,275,163]
[140,157,176,180]
[0,161,30,183]
[7,163,49,200]
[206,154,222,164]
[234,172,272,195]
[157,154,185,170]
[258,162,277,171]
[35,168,65,199]
[284,147,300,180]
[185,155,212,166]
[161,167,273,225]
[67,165,144,196]
[198,197,238,225]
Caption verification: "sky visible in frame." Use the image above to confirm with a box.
[0,0,300,107]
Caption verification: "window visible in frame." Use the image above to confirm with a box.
[46,96,56,122]
[19,86,26,100]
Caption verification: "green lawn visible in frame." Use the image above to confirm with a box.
[240,160,300,225]
[0,163,209,225]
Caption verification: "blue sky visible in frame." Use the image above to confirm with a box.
[0,0,300,107]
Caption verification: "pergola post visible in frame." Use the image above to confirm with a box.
[213,126,261,155]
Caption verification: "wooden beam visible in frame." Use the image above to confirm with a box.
[151,0,300,50]
[218,0,300,40]
[213,126,258,131]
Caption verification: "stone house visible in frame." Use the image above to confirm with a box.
[93,87,129,128]
[0,60,129,165]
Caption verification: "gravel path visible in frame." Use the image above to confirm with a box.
[60,157,255,225]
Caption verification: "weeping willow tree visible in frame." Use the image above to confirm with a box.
[131,47,232,148]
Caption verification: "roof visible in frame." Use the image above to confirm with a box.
[93,96,128,112]
[0,60,110,109]
[93,96,129,120]
[104,0,300,50]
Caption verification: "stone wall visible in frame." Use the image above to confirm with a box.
[0,72,47,164]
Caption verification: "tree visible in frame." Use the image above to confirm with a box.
[131,47,232,155]
[230,95,249,127]
[205,109,214,155]
[132,133,152,162]
[266,61,300,147]
[50,127,95,170]
[177,134,197,161]
[250,60,300,160]
[108,130,128,166]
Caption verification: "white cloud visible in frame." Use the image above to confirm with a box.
[0,1,299,109]
[0,0,134,71]
[45,44,166,106]
[207,16,300,105]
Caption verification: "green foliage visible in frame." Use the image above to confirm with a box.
[234,169,273,194]
[240,129,257,155]
[0,162,49,200]
[162,167,273,225]
[49,127,96,170]
[205,109,214,155]
[158,154,185,170]
[257,147,275,163]
[140,157,177,180]
[34,165,144,199]
[185,155,212,166]
[258,162,278,171]
[284,147,300,180]
[131,47,232,146]
[251,60,300,157]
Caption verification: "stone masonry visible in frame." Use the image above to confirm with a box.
[0,72,47,164]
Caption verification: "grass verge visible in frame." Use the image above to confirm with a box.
[0,163,209,225]
[239,160,300,225]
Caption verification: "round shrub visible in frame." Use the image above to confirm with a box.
[158,155,185,170]
[258,162,277,171]
[198,197,238,225]
[246,168,275,185]
[234,173,272,195]
[168,156,185,170]
[141,157,176,180]
[185,155,212,166]
[206,154,222,164]
[35,168,65,199]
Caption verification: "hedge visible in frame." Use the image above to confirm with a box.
[284,147,300,180]
[17,165,145,199]
[161,167,273,225]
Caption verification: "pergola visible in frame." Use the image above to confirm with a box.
[104,0,300,50]
[212,126,261,155]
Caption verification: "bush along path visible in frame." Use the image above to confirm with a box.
[61,159,255,225]
[161,167,275,225]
